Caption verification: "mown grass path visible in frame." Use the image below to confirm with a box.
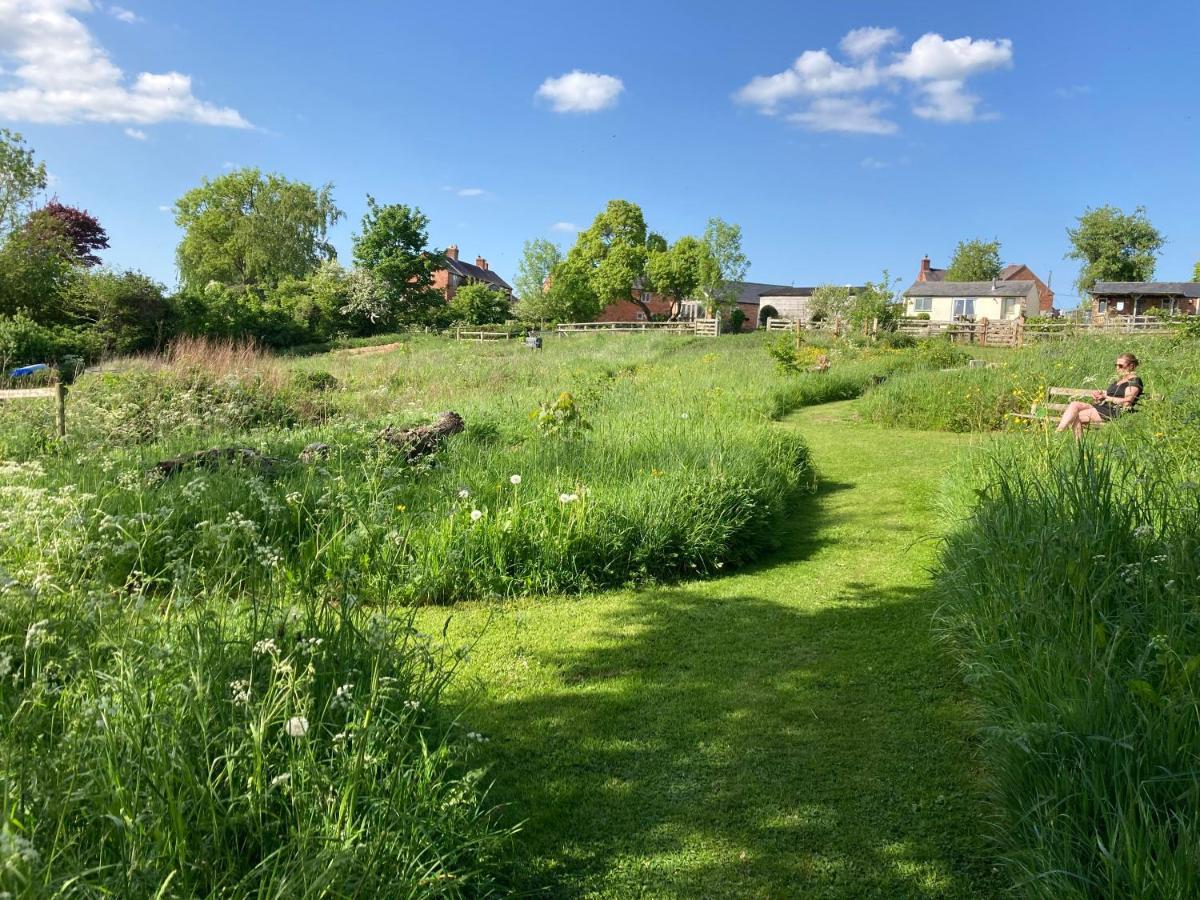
[416,401,997,897]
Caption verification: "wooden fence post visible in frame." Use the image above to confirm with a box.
[54,382,66,438]
[1015,316,1025,348]
[978,318,989,347]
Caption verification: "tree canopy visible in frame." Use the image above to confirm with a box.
[1066,205,1164,295]
[944,239,1002,281]
[696,218,750,315]
[563,200,655,317]
[28,202,109,267]
[646,236,712,318]
[513,239,562,319]
[0,129,47,239]
[174,168,342,293]
[449,282,511,326]
[352,197,446,327]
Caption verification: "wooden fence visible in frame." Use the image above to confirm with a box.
[0,382,66,437]
[453,328,524,342]
[555,319,719,337]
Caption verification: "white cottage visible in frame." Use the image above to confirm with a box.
[902,279,1038,321]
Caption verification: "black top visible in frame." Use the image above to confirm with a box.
[1105,376,1143,410]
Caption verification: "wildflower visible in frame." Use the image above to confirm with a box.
[253,638,279,657]
[285,491,302,505]
[396,503,406,512]
[680,412,689,419]
[332,683,354,709]
[229,680,252,705]
[24,620,50,651]
[0,829,39,867]
[0,654,11,678]
[297,637,323,655]
[270,772,292,790]
[1133,525,1153,538]
[403,699,422,712]
[465,731,489,743]
[559,493,579,504]
[510,474,522,485]
[470,509,483,522]
[284,716,309,738]
[457,488,470,499]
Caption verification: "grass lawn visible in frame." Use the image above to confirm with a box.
[416,400,999,897]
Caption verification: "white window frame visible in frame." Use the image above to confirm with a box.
[953,297,976,318]
[911,297,932,313]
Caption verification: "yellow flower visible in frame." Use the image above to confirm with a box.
[396,504,406,512]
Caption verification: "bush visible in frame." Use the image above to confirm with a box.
[728,307,746,333]
[0,312,102,370]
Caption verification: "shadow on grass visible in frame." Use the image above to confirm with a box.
[468,476,997,897]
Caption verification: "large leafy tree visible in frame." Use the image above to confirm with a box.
[513,238,562,317]
[564,200,660,318]
[174,168,342,293]
[0,214,80,322]
[1066,205,1164,295]
[1194,259,1200,282]
[646,235,712,319]
[0,129,47,239]
[352,197,446,326]
[70,269,170,354]
[449,282,512,325]
[27,202,109,267]
[945,238,1001,281]
[538,262,601,323]
[695,217,750,315]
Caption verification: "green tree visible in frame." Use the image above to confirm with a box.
[0,129,47,239]
[564,200,655,318]
[808,285,853,322]
[1192,259,1199,282]
[352,197,446,327]
[513,239,563,320]
[0,214,80,323]
[1066,205,1164,296]
[449,282,512,325]
[848,271,901,333]
[542,261,601,322]
[174,168,342,293]
[696,217,750,316]
[70,269,170,354]
[646,235,712,319]
[944,238,1002,281]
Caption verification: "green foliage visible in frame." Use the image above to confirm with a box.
[728,307,746,333]
[0,128,47,239]
[541,262,600,323]
[564,200,651,311]
[513,238,563,320]
[808,285,852,322]
[934,434,1200,896]
[846,271,900,333]
[696,217,749,315]
[0,214,81,322]
[352,197,445,327]
[174,168,343,293]
[70,268,170,355]
[944,238,1002,281]
[1066,204,1164,296]
[0,311,101,370]
[532,390,590,438]
[646,235,711,318]
[448,282,512,326]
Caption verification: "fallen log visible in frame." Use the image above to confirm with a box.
[379,411,465,462]
[152,447,284,479]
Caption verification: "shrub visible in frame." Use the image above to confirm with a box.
[0,312,102,370]
[728,307,746,333]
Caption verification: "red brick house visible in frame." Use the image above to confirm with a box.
[433,245,513,302]
[917,255,1055,314]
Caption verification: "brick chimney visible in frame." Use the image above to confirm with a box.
[475,256,488,270]
[918,255,931,281]
[446,244,459,261]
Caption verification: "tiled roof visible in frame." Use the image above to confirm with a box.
[1092,282,1200,298]
[904,280,1038,298]
[447,257,512,292]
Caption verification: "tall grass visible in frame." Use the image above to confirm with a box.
[933,400,1200,895]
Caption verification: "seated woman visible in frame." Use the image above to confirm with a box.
[1056,352,1143,438]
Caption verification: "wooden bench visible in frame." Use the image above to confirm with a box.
[1012,386,1146,427]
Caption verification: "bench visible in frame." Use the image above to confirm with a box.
[1013,386,1132,427]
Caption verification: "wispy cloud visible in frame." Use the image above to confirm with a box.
[0,0,250,128]
[860,156,889,169]
[123,126,146,140]
[1054,84,1091,99]
[551,221,580,233]
[735,28,1013,134]
[107,4,141,23]
[456,187,485,197]
[536,70,624,113]
[157,204,170,212]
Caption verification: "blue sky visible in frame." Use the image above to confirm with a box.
[3,0,1198,307]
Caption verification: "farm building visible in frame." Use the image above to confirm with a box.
[916,255,1055,314]
[1091,282,1200,317]
[903,279,1038,320]
[757,286,867,324]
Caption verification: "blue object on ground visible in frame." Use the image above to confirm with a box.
[9,363,49,378]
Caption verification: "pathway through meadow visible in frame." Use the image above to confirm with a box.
[417,400,998,897]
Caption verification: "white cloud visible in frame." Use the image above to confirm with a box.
[840,27,899,61]
[536,70,623,113]
[123,126,145,139]
[221,161,236,169]
[735,27,1012,132]
[107,4,139,23]
[551,221,580,233]
[787,98,897,135]
[0,0,250,128]
[860,156,889,169]
[157,204,170,212]
[456,187,485,197]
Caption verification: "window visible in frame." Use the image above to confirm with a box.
[911,297,932,313]
[953,297,975,317]
[635,311,647,321]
